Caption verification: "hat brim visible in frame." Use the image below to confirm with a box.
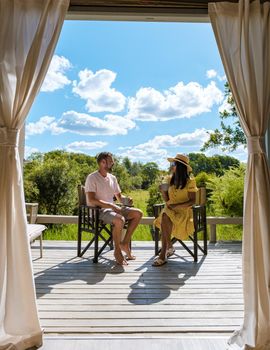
[167,157,192,172]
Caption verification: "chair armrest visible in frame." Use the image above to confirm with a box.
[153,203,165,217]
[80,204,101,210]
[153,203,165,208]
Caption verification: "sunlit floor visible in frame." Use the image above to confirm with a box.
[32,240,243,337]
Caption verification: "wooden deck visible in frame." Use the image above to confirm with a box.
[32,240,243,336]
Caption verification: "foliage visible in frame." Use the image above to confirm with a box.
[207,165,245,217]
[24,149,244,232]
[146,181,163,216]
[188,152,240,176]
[112,158,132,193]
[24,150,97,215]
[26,158,80,215]
[195,172,210,188]
[141,162,160,189]
[24,151,162,215]
[201,82,246,152]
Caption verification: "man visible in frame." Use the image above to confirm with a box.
[85,152,143,266]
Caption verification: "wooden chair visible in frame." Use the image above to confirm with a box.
[77,185,114,263]
[26,203,46,258]
[153,187,207,262]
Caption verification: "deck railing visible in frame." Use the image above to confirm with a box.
[35,214,243,243]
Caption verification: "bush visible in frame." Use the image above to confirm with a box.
[207,165,245,216]
[146,181,163,216]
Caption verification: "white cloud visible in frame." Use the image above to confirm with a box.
[218,74,226,82]
[58,110,135,136]
[41,55,71,92]
[26,116,61,137]
[206,69,217,79]
[118,128,211,168]
[126,81,223,121]
[26,110,136,138]
[24,146,39,159]
[65,141,107,153]
[206,69,226,82]
[150,129,210,148]
[72,69,126,113]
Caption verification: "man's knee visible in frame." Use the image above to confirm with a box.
[129,209,143,221]
[113,216,125,228]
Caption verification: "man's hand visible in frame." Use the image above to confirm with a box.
[127,196,133,205]
[111,204,122,214]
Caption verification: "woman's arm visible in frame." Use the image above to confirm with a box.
[159,185,169,202]
[167,192,196,209]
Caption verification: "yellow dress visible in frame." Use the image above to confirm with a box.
[154,177,198,240]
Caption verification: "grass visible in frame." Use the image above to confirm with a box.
[43,189,243,241]
[44,190,153,241]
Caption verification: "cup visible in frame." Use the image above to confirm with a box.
[160,183,169,191]
[122,197,132,206]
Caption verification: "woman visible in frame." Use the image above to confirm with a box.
[153,154,198,266]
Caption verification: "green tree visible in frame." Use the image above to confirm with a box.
[189,153,240,176]
[112,158,132,193]
[201,82,246,152]
[141,162,160,189]
[28,159,80,215]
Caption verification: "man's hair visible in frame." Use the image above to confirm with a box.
[96,152,113,164]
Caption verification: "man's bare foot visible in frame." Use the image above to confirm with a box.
[120,243,136,260]
[114,250,128,265]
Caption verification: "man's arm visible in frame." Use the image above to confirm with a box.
[115,192,133,206]
[86,192,122,214]
[114,192,122,203]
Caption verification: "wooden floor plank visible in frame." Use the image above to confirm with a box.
[32,241,243,335]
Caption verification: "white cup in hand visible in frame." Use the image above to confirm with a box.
[160,183,169,191]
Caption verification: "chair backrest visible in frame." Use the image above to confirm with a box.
[25,203,39,224]
[195,187,206,206]
[78,185,87,206]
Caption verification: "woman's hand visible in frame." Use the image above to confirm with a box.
[166,203,178,210]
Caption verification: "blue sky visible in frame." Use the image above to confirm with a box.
[25,20,246,168]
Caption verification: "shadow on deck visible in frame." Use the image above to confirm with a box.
[32,241,243,335]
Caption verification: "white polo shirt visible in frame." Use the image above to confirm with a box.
[85,170,121,205]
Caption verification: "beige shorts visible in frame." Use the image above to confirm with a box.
[99,207,131,225]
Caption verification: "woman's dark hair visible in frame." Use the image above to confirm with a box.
[96,152,113,164]
[170,161,190,189]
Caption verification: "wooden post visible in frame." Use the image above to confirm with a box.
[210,224,217,243]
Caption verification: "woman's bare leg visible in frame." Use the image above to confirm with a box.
[159,213,173,260]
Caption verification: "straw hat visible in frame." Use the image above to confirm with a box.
[167,153,192,172]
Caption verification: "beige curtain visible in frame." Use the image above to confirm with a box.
[209,1,270,349]
[0,1,69,349]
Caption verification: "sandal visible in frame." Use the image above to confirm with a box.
[152,257,167,267]
[167,247,175,258]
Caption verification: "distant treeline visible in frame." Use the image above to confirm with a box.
[24,150,243,217]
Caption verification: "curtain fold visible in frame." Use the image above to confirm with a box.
[209,1,270,349]
[0,1,69,349]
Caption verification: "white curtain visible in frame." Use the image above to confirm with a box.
[0,1,69,349]
[209,1,270,349]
